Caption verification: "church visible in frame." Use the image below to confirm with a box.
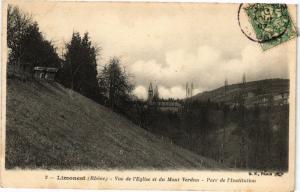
[146,82,182,112]
[147,82,159,102]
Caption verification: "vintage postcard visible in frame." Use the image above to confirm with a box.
[0,0,297,191]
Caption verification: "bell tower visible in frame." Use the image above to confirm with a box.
[148,82,154,102]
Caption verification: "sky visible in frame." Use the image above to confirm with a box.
[10,2,295,99]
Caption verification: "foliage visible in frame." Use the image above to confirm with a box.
[97,57,134,112]
[60,32,100,101]
[126,98,289,171]
[7,5,60,78]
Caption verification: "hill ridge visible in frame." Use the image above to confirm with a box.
[191,78,289,106]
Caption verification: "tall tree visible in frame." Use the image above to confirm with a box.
[7,5,32,74]
[7,5,60,77]
[98,57,134,111]
[21,23,60,68]
[61,32,100,100]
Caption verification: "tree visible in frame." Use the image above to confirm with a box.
[98,57,134,111]
[60,32,100,100]
[7,5,60,78]
[21,23,60,68]
[7,5,32,75]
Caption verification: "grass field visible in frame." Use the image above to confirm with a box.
[5,78,225,170]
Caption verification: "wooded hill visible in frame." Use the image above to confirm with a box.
[191,78,289,106]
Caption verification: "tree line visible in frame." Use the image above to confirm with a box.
[7,5,133,112]
[126,99,289,171]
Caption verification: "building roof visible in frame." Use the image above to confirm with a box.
[46,68,59,72]
[33,66,59,72]
[33,66,47,71]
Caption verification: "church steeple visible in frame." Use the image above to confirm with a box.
[186,82,194,98]
[148,82,154,102]
[153,85,159,101]
[224,78,228,96]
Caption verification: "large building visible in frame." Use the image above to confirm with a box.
[147,82,182,112]
[147,82,159,102]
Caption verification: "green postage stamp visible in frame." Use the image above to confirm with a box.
[244,4,297,50]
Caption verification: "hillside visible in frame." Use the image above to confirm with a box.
[191,78,289,106]
[5,78,225,169]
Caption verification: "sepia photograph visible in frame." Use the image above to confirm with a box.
[0,0,297,190]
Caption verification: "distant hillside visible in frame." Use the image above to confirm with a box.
[191,79,289,106]
[5,78,225,169]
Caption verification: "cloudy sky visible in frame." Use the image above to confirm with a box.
[11,2,295,99]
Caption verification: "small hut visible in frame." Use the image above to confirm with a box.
[33,66,47,79]
[33,66,59,81]
[45,67,59,81]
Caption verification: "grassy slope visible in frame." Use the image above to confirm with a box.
[5,79,225,170]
